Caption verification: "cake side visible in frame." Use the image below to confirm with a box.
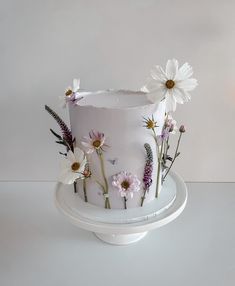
[68,92,165,209]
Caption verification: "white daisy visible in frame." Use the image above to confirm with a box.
[141,59,198,112]
[58,147,87,184]
[59,78,81,108]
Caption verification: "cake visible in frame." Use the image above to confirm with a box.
[45,59,197,210]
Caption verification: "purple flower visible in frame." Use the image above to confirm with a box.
[157,128,170,145]
[45,105,74,150]
[143,143,153,191]
[112,171,141,199]
[164,115,177,134]
[143,164,153,189]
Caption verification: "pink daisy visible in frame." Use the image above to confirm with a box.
[81,130,108,154]
[112,171,141,199]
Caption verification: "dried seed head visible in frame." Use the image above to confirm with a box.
[179,125,186,133]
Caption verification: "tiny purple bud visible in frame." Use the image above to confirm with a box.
[179,125,186,133]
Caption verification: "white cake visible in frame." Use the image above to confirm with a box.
[46,59,197,231]
[68,90,165,209]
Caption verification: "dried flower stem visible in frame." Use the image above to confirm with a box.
[141,189,147,207]
[94,178,105,192]
[156,142,164,198]
[97,151,111,209]
[83,179,88,202]
[105,198,110,209]
[163,132,183,181]
[163,137,169,164]
[73,181,77,193]
[124,197,127,209]
[152,128,157,138]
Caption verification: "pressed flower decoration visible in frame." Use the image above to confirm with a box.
[45,105,74,151]
[143,113,186,197]
[141,59,197,197]
[141,59,198,112]
[82,163,91,202]
[45,105,90,198]
[165,115,177,134]
[82,130,111,209]
[59,147,87,185]
[112,171,141,209]
[60,78,83,108]
[81,130,108,154]
[141,143,153,206]
[143,115,158,137]
[162,125,186,181]
[44,59,196,210]
[156,128,170,146]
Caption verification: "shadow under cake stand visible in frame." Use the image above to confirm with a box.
[54,171,187,245]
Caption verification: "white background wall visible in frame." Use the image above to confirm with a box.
[1,0,235,182]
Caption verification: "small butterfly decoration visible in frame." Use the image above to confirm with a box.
[107,158,118,165]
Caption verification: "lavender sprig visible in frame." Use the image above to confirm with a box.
[45,105,74,151]
[141,143,153,207]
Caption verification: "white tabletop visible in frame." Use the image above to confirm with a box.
[0,182,234,286]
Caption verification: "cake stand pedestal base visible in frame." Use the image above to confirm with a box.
[94,231,148,245]
[55,171,187,245]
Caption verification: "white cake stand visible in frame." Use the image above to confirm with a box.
[54,171,187,245]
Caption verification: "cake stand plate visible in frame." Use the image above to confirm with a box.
[54,171,187,245]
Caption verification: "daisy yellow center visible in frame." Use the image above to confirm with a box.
[121,180,130,190]
[71,162,80,171]
[93,140,101,148]
[165,80,175,89]
[65,89,73,96]
[146,120,156,129]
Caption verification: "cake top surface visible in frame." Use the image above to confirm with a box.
[77,89,153,109]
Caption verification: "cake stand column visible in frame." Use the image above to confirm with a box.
[94,232,148,245]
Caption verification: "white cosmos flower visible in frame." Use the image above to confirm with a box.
[59,78,81,108]
[141,59,198,113]
[58,147,87,184]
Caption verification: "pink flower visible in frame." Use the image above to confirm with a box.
[165,115,177,134]
[112,171,141,199]
[81,130,108,154]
